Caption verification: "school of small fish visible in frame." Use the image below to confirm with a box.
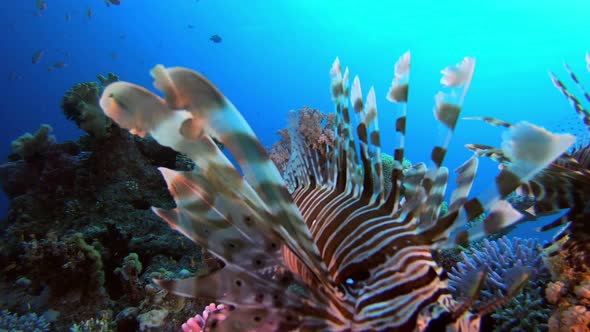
[18,0,221,81]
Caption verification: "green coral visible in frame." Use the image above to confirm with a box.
[10,124,55,160]
[491,281,551,331]
[69,314,112,332]
[21,233,105,299]
[381,153,394,195]
[114,253,143,305]
[118,252,142,274]
[61,73,118,138]
[380,153,413,196]
[66,233,106,292]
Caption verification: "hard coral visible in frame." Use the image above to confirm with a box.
[10,124,56,161]
[545,238,590,331]
[449,236,552,330]
[449,236,545,302]
[181,303,225,332]
[114,252,143,306]
[62,73,118,139]
[0,309,50,332]
[20,233,106,300]
[269,106,336,174]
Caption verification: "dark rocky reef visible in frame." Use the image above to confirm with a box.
[0,74,210,331]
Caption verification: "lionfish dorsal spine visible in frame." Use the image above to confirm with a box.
[350,76,385,203]
[99,53,579,332]
[550,67,590,129]
[443,123,576,247]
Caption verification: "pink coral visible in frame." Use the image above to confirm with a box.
[182,303,225,332]
[546,281,567,305]
[269,106,335,174]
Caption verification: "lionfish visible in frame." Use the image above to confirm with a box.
[99,53,574,331]
[465,54,590,266]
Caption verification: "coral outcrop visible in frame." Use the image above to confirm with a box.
[0,75,212,330]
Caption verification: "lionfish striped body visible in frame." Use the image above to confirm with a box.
[99,53,574,331]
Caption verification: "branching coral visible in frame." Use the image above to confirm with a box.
[448,236,552,330]
[0,309,50,332]
[449,236,545,302]
[491,278,551,331]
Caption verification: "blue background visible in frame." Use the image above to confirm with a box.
[1,0,589,223]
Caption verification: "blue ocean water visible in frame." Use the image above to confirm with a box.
[1,0,588,228]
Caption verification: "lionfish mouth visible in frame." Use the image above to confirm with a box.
[99,53,574,331]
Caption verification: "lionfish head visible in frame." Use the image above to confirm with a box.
[99,53,574,331]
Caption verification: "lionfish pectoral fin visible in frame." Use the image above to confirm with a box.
[205,305,298,332]
[150,65,330,285]
[154,264,304,310]
[99,81,171,138]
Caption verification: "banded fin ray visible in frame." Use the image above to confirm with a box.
[441,122,576,247]
[147,66,330,284]
[99,54,576,332]
[100,71,350,330]
[463,114,589,235]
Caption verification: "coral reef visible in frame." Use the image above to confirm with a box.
[61,73,118,139]
[69,312,113,332]
[544,247,590,332]
[269,106,336,174]
[181,303,225,332]
[0,76,213,330]
[0,309,51,332]
[449,236,545,302]
[10,124,56,161]
[448,236,552,331]
[491,277,551,331]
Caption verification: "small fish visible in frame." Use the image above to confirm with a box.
[7,72,21,81]
[105,0,121,6]
[86,7,92,19]
[65,12,71,22]
[35,0,47,10]
[111,52,119,59]
[32,49,44,64]
[187,24,195,29]
[209,34,222,43]
[53,61,67,69]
